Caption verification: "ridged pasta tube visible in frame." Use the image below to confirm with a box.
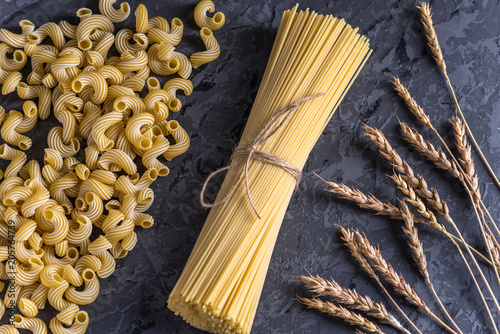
[71,71,108,104]
[125,112,155,151]
[0,144,27,178]
[0,20,35,48]
[190,27,220,68]
[163,78,193,112]
[99,0,130,23]
[16,83,52,120]
[65,269,99,305]
[49,310,89,334]
[75,15,114,51]
[116,28,148,53]
[90,111,123,151]
[147,18,183,45]
[142,135,169,176]
[13,315,47,334]
[27,22,65,50]
[0,43,27,71]
[1,111,33,150]
[194,0,225,31]
[162,121,190,160]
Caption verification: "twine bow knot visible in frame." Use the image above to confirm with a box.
[200,93,325,219]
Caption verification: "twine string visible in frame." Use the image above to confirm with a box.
[200,92,325,219]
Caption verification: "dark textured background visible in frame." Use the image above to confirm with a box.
[1,0,500,333]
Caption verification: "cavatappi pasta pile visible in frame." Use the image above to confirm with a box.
[0,0,224,332]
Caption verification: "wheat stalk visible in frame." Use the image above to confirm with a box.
[339,225,423,334]
[300,274,409,333]
[364,124,500,330]
[297,297,385,333]
[318,173,494,267]
[315,173,402,220]
[400,201,463,334]
[349,228,457,334]
[393,81,500,289]
[399,122,461,179]
[417,2,500,189]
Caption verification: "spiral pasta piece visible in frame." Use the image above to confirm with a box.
[116,50,148,75]
[41,208,69,245]
[194,0,225,31]
[90,111,122,151]
[19,298,38,318]
[163,78,193,112]
[147,18,183,45]
[16,83,52,120]
[0,43,27,71]
[0,20,35,48]
[75,15,114,51]
[125,112,155,151]
[65,269,99,305]
[163,121,190,160]
[1,111,32,150]
[134,4,149,34]
[55,304,80,326]
[13,315,47,334]
[50,310,89,334]
[190,27,220,68]
[71,71,107,104]
[99,0,131,23]
[142,135,170,176]
[27,22,65,50]
[0,144,27,178]
[98,149,137,175]
[2,71,22,95]
[116,28,148,53]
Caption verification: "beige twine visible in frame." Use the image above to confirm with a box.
[200,92,325,219]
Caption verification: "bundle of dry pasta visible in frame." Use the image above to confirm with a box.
[0,0,224,332]
[168,5,371,334]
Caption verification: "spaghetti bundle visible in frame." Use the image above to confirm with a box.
[168,5,371,334]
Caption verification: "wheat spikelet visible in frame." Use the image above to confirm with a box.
[389,173,443,232]
[450,116,480,198]
[300,274,407,332]
[393,77,432,128]
[363,124,449,216]
[298,297,385,333]
[317,175,402,220]
[417,2,447,76]
[351,229,430,313]
[399,122,461,179]
[485,234,500,271]
[400,201,429,280]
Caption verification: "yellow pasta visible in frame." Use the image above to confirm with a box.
[134,4,149,34]
[16,83,52,120]
[27,22,65,50]
[19,298,38,318]
[1,111,33,150]
[0,0,225,331]
[125,112,155,151]
[50,310,89,334]
[55,304,80,326]
[75,14,114,51]
[98,149,137,175]
[13,315,47,334]
[194,0,225,31]
[99,0,131,23]
[190,27,220,68]
[0,43,27,71]
[162,121,190,161]
[71,71,108,104]
[115,50,148,75]
[0,20,35,48]
[147,18,183,46]
[2,71,22,95]
[168,6,370,334]
[163,78,193,112]
[116,28,148,53]
[0,144,27,178]
[142,135,170,176]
